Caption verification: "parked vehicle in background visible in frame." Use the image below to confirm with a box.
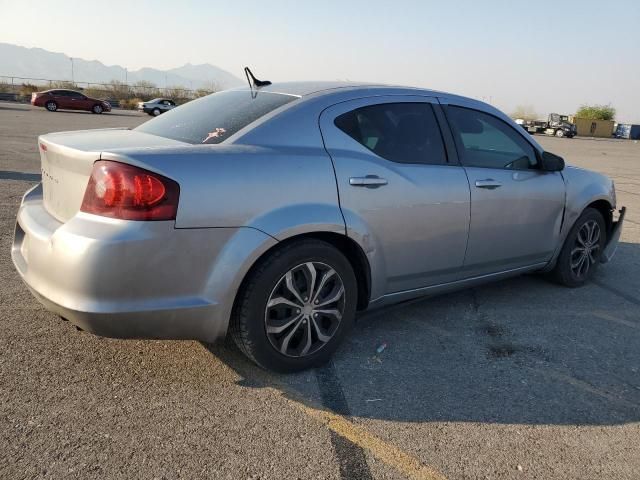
[520,113,576,138]
[615,123,640,140]
[31,89,111,114]
[137,98,176,116]
[13,82,624,372]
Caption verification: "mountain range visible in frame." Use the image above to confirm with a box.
[0,43,243,90]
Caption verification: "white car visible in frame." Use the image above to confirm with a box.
[137,98,176,116]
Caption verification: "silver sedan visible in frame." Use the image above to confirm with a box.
[12,82,625,372]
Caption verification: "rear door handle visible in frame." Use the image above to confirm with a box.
[349,175,388,188]
[475,179,502,189]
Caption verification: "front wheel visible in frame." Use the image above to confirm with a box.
[230,239,358,372]
[552,208,606,287]
[92,104,103,114]
[45,101,58,112]
[555,129,565,137]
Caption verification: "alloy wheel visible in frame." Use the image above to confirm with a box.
[265,262,345,358]
[570,220,601,279]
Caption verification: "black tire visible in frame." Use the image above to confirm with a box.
[230,239,358,372]
[152,108,161,116]
[552,208,606,287]
[45,101,57,112]
[555,129,565,137]
[92,104,103,114]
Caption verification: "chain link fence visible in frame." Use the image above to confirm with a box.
[0,76,216,108]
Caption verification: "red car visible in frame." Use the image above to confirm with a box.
[31,89,111,114]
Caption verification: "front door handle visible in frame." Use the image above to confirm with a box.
[349,175,388,188]
[475,179,502,189]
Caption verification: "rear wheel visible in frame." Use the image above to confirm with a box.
[552,208,606,287]
[92,104,103,114]
[230,239,358,372]
[45,101,57,112]
[555,129,565,137]
[152,108,161,116]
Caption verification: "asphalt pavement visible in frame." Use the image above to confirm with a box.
[1,102,639,479]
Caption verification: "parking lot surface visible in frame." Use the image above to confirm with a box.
[1,103,639,479]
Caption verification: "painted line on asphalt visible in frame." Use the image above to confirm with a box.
[592,310,640,330]
[293,401,448,480]
[594,280,640,307]
[315,361,373,480]
[538,368,640,411]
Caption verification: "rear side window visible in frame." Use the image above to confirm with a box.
[446,106,538,170]
[334,103,447,165]
[135,90,298,144]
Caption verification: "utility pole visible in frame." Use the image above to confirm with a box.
[70,57,74,84]
[125,67,128,85]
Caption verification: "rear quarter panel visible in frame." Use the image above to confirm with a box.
[101,144,345,238]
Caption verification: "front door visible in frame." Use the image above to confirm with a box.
[443,102,566,276]
[320,96,471,297]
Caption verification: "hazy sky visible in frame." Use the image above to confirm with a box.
[1,0,639,121]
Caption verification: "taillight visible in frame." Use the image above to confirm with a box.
[80,160,179,221]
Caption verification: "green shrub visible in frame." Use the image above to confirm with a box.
[575,104,616,121]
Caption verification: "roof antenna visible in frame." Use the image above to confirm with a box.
[244,67,272,89]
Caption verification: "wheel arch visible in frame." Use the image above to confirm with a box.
[544,196,614,273]
[233,231,372,313]
[585,199,613,235]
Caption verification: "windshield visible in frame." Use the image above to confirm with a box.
[135,90,298,144]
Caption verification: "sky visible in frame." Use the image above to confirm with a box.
[1,0,639,121]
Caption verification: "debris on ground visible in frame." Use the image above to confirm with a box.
[375,342,388,354]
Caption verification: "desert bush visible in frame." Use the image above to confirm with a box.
[132,81,160,100]
[51,81,77,89]
[19,83,40,96]
[83,87,110,99]
[164,85,192,101]
[119,98,144,110]
[511,105,538,121]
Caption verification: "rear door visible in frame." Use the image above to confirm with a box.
[320,96,471,295]
[52,90,72,109]
[442,102,566,276]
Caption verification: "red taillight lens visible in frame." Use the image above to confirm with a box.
[81,160,179,221]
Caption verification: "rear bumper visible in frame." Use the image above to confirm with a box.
[601,207,626,263]
[11,183,276,341]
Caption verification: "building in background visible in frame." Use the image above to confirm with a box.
[572,118,615,138]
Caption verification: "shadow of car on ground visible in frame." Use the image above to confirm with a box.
[205,241,640,427]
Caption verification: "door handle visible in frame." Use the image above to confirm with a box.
[475,179,502,189]
[349,175,388,188]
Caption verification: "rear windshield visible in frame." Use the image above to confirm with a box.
[135,90,298,144]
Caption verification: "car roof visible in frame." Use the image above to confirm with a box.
[43,89,83,94]
[229,81,444,98]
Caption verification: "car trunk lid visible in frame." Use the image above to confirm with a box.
[39,128,187,222]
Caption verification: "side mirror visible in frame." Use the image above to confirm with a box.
[541,151,565,172]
